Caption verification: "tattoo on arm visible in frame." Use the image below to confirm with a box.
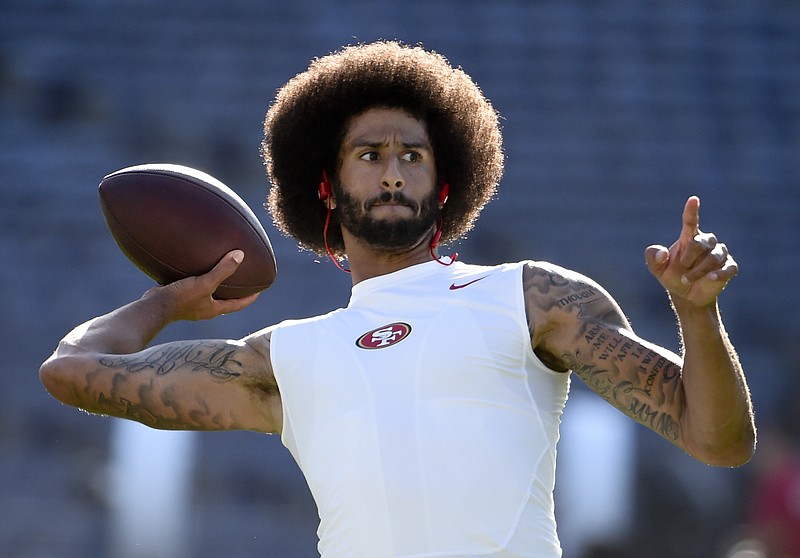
[99,341,244,379]
[525,263,686,443]
[563,345,683,441]
[84,341,258,430]
[524,266,626,330]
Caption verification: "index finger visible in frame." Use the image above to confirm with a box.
[680,195,701,240]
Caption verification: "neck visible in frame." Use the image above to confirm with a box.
[341,228,439,284]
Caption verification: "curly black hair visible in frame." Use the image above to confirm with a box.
[262,40,504,258]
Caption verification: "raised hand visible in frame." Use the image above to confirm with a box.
[645,196,738,307]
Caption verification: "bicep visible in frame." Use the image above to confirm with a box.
[44,338,279,433]
[525,263,688,447]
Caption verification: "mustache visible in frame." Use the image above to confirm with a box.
[365,191,419,212]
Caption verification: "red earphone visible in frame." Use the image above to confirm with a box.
[319,169,332,202]
[319,169,350,273]
[438,181,449,206]
[430,182,457,266]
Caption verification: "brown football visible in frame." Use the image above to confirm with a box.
[99,163,276,299]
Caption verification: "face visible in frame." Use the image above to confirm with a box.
[334,107,439,252]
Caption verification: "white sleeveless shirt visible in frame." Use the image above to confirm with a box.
[269,260,570,558]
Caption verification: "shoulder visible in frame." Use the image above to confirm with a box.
[241,325,274,356]
[521,261,630,360]
[521,261,608,305]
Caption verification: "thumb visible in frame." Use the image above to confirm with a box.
[196,249,244,291]
[645,244,669,277]
[213,249,245,278]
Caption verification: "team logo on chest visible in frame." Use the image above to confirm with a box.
[356,322,412,349]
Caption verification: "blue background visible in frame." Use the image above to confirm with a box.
[1,1,797,557]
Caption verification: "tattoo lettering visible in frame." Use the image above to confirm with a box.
[628,397,680,440]
[80,341,252,430]
[524,266,611,327]
[99,341,243,380]
[564,351,644,400]
[564,335,684,443]
[583,323,603,344]
[614,340,634,362]
[557,287,596,308]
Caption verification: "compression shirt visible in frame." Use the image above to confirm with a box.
[269,259,570,557]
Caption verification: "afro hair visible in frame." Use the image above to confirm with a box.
[262,40,504,257]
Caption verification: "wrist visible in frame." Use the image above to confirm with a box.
[668,290,718,314]
[138,286,183,327]
[668,292,722,333]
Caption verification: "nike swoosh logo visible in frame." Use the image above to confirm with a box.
[449,276,488,290]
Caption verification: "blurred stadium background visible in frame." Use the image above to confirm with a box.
[1,1,798,557]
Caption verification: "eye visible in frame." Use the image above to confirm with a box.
[402,151,422,162]
[359,151,379,162]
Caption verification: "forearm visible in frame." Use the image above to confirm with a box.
[672,297,755,466]
[52,288,177,358]
[48,251,255,360]
[39,287,178,410]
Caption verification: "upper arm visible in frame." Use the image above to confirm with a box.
[40,332,282,433]
[523,262,689,449]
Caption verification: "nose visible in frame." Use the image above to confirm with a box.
[381,157,404,190]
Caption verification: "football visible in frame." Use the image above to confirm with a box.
[99,163,277,299]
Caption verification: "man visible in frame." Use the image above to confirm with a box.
[40,41,755,557]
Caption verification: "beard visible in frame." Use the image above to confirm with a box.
[335,187,439,253]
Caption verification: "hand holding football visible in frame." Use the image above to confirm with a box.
[99,163,277,299]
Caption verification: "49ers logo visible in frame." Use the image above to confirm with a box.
[356,322,412,349]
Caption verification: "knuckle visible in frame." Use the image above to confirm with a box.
[695,233,716,249]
